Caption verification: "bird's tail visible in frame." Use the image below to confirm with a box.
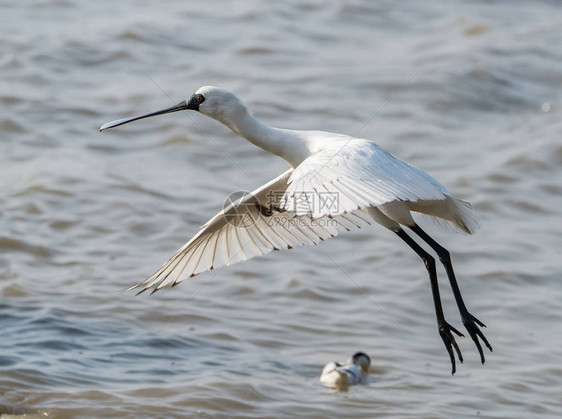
[410,196,480,235]
[449,197,480,234]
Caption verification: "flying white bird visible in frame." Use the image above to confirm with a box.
[100,86,492,374]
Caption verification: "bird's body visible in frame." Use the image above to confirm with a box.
[320,352,371,389]
[101,86,492,374]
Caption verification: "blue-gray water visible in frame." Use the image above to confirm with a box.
[1,1,562,418]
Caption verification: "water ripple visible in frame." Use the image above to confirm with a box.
[1,0,562,418]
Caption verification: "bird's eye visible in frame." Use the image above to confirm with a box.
[197,94,205,103]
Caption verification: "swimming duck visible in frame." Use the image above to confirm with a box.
[320,352,371,389]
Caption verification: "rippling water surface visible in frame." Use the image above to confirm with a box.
[2,1,562,418]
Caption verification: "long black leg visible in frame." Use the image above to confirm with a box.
[395,229,464,374]
[409,224,493,364]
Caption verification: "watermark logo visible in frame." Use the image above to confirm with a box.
[267,190,340,215]
[222,190,341,229]
[222,191,260,228]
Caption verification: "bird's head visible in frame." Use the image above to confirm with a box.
[350,352,371,372]
[193,86,250,120]
[99,86,250,132]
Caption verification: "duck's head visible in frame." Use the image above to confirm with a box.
[350,352,371,372]
[100,86,249,132]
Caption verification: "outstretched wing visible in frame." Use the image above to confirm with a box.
[131,169,371,294]
[280,139,450,218]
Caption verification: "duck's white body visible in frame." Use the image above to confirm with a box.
[320,352,371,389]
[100,86,492,374]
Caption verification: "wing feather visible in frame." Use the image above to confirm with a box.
[130,169,371,294]
[280,139,449,218]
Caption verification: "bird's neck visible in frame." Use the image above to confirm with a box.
[220,110,310,168]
